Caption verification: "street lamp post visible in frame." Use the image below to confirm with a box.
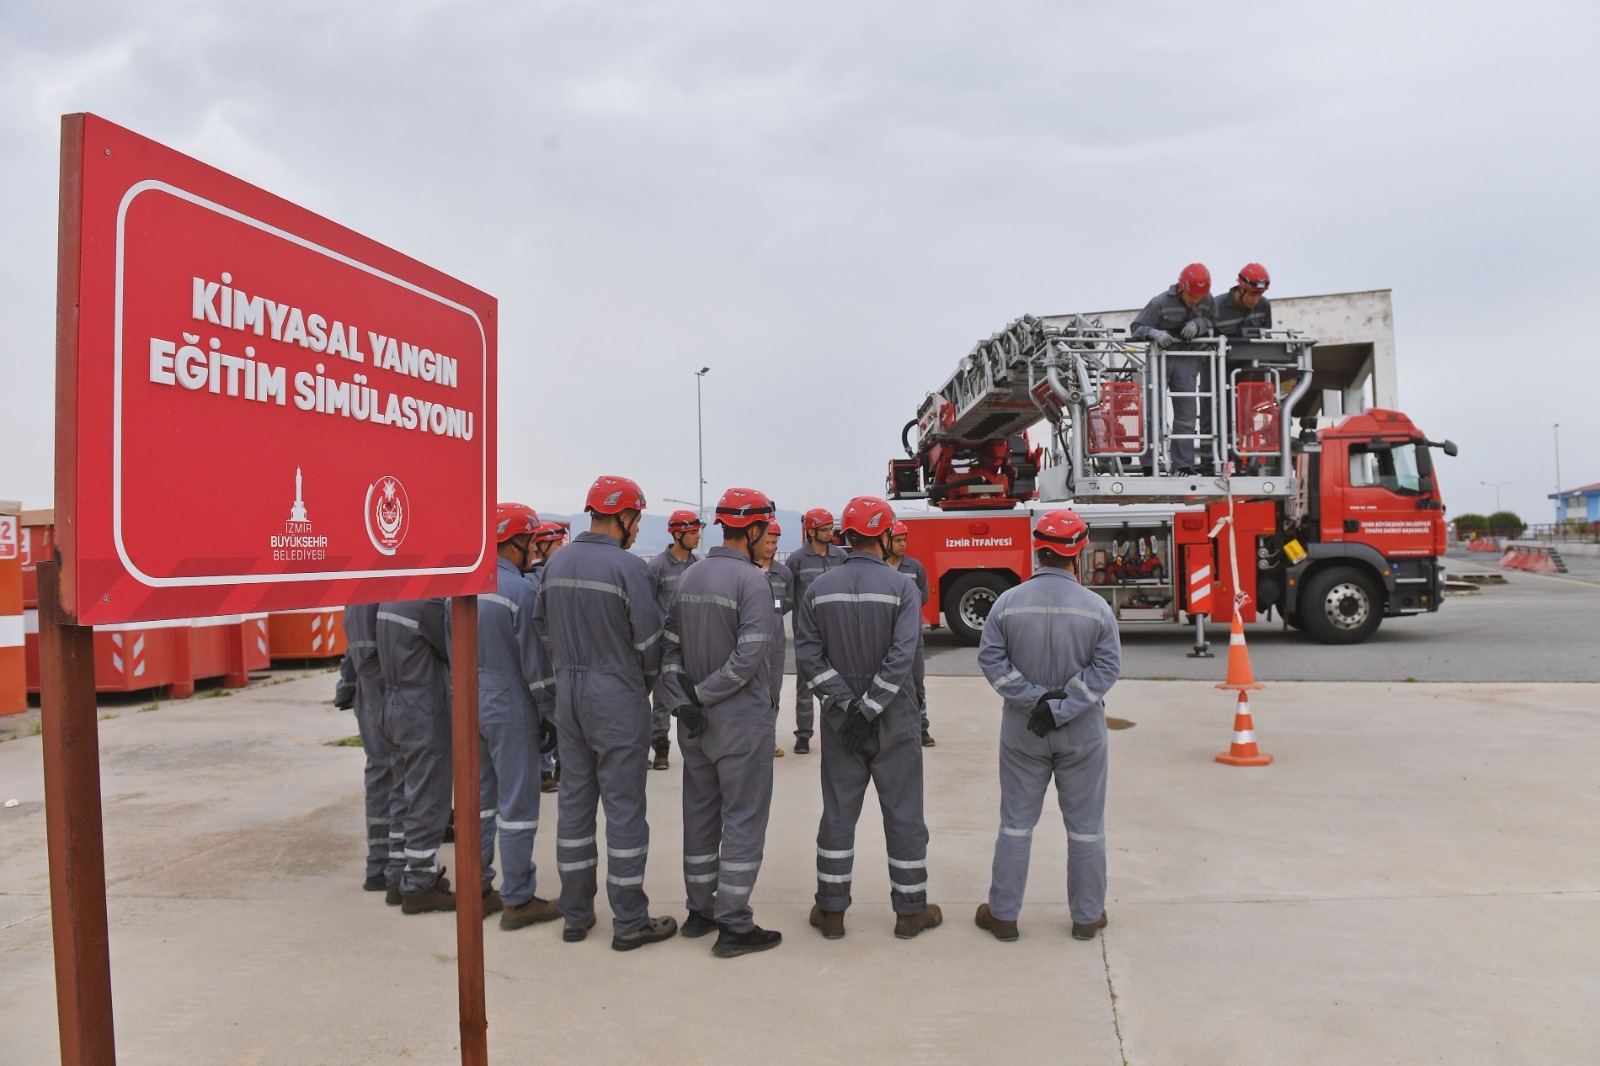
[696,367,711,520]
[1554,423,1562,522]
[1480,480,1512,513]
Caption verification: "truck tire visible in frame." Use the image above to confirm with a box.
[1299,565,1383,645]
[945,572,1012,645]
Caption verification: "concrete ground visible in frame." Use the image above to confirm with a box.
[1,670,1597,1065]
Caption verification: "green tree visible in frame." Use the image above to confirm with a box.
[1453,513,1487,535]
[1486,511,1525,537]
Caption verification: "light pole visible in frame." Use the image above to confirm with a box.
[696,367,711,520]
[1480,480,1511,513]
[1553,423,1562,522]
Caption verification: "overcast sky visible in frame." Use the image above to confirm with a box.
[2,0,1596,525]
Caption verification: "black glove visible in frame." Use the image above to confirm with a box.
[836,700,875,754]
[1027,690,1068,737]
[538,716,558,756]
[673,704,708,740]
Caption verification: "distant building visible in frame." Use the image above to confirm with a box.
[1549,482,1600,523]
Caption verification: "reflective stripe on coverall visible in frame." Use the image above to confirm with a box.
[533,530,665,936]
[345,602,403,886]
[473,556,552,907]
[376,598,452,895]
[794,553,929,916]
[660,546,777,932]
[976,568,1121,924]
[647,548,698,748]
[783,542,849,740]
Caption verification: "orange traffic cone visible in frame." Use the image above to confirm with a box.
[1216,691,1272,766]
[1214,611,1263,692]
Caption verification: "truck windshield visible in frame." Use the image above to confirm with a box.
[1348,441,1424,496]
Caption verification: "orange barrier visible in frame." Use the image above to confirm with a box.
[1216,691,1273,766]
[1214,611,1264,692]
[267,607,347,660]
[1500,546,1561,573]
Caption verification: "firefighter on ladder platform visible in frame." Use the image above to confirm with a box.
[975,509,1120,943]
[1130,263,1217,476]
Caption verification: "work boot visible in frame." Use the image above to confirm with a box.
[401,875,456,915]
[793,737,810,755]
[501,896,561,931]
[481,888,503,918]
[712,925,782,959]
[612,915,679,952]
[894,903,943,939]
[974,903,1018,942]
[808,904,844,940]
[562,915,597,943]
[363,874,387,892]
[1071,911,1109,941]
[651,746,671,771]
[540,771,558,793]
[920,731,936,748]
[681,909,720,939]
[443,810,455,844]
[385,883,402,906]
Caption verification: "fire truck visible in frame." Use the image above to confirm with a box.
[886,314,1457,648]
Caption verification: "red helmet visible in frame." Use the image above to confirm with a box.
[840,496,896,538]
[1032,509,1090,557]
[667,509,704,533]
[801,508,834,534]
[714,487,776,529]
[1178,263,1211,298]
[584,475,646,516]
[1237,262,1270,293]
[494,502,540,544]
[767,520,782,536]
[531,521,566,545]
[891,521,910,537]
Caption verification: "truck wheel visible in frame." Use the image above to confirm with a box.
[1300,566,1383,645]
[945,572,1011,645]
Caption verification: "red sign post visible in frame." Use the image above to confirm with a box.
[47,113,497,1063]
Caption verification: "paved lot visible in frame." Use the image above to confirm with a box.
[2,669,1596,1064]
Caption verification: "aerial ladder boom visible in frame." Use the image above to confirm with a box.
[887,314,1318,508]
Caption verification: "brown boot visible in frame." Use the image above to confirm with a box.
[1071,911,1108,940]
[385,883,402,907]
[540,771,558,793]
[481,888,503,918]
[974,903,1018,942]
[894,903,943,939]
[501,895,561,930]
[808,904,845,940]
[651,748,670,771]
[401,876,456,915]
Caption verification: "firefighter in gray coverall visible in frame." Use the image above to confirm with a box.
[975,508,1121,942]
[795,496,943,941]
[475,503,560,930]
[342,602,404,894]
[1130,263,1217,475]
[529,521,567,792]
[533,475,679,951]
[647,510,703,770]
[784,508,848,753]
[661,487,783,958]
[758,520,794,757]
[376,597,454,913]
[885,520,933,748]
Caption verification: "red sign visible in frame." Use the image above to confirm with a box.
[57,114,497,624]
[0,516,16,561]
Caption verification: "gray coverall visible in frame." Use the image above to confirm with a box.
[533,530,665,936]
[376,598,453,895]
[1212,288,1273,339]
[794,553,929,916]
[784,542,849,740]
[647,548,697,751]
[660,546,777,932]
[1131,284,1218,471]
[894,555,931,732]
[344,603,403,887]
[474,556,554,907]
[976,568,1121,925]
[763,563,795,715]
[527,563,558,778]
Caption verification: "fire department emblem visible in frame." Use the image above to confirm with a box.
[365,475,411,555]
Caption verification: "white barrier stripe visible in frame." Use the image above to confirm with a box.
[23,609,38,635]
[1193,565,1211,581]
[1230,632,1245,645]
[0,615,22,648]
[1233,730,1256,744]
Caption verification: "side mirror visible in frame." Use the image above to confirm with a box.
[1442,440,1458,457]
